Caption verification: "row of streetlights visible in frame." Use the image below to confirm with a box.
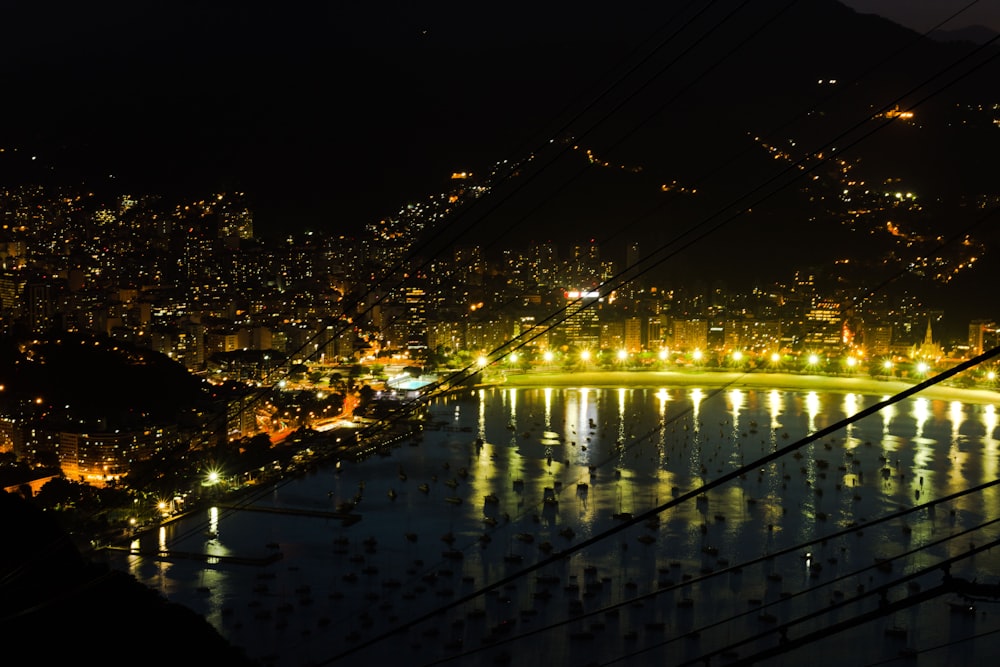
[472,347,974,379]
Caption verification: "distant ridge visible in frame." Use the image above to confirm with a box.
[929,24,1000,45]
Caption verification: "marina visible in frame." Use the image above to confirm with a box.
[103,384,1000,666]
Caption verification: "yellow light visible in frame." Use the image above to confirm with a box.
[770,353,780,363]
[581,350,591,361]
[617,349,628,361]
[808,354,819,365]
[543,351,553,362]
[477,356,488,367]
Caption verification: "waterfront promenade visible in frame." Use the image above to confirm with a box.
[496,369,1000,405]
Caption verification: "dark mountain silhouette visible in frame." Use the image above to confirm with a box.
[1,0,998,306]
[930,24,1000,45]
[0,491,258,664]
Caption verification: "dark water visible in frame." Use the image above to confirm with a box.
[106,386,1000,666]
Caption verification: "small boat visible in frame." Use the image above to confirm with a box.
[418,483,430,493]
[445,496,463,505]
[388,488,397,500]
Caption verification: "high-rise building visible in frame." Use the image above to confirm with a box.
[968,320,998,356]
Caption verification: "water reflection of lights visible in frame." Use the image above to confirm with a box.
[843,393,858,444]
[806,391,819,432]
[544,387,552,429]
[913,398,929,439]
[880,396,895,436]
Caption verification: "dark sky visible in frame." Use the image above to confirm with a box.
[2,1,998,241]
[1,2,656,235]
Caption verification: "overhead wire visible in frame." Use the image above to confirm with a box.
[417,478,1000,665]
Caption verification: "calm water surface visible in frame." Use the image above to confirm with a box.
[105,386,1000,667]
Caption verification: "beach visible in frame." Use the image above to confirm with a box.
[497,369,1000,404]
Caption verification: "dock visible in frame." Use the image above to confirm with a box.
[104,545,284,566]
[217,503,362,526]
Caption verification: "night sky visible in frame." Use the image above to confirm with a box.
[2,1,999,243]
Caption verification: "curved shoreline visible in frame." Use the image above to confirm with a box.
[494,370,1000,405]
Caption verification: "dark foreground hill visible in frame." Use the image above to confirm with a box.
[0,491,259,665]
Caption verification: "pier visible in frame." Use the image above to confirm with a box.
[217,503,363,526]
[104,545,284,566]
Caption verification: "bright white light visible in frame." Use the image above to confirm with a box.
[543,350,553,362]
[808,354,819,365]
[693,349,703,361]
[658,349,668,360]
[732,351,743,361]
[581,350,591,362]
[617,349,628,361]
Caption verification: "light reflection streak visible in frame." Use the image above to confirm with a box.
[544,387,552,430]
[881,396,895,437]
[843,393,857,445]
[729,388,744,468]
[948,400,967,494]
[769,389,782,451]
[913,398,929,439]
[690,388,704,478]
[806,391,819,433]
[478,388,486,442]
[656,388,669,459]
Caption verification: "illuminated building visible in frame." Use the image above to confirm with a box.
[560,290,601,349]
